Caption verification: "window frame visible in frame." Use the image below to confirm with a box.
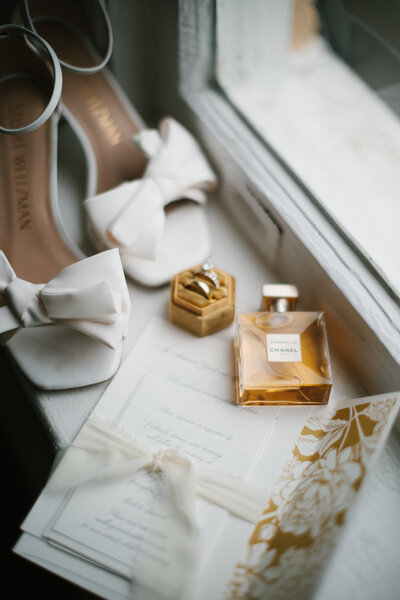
[178,0,400,387]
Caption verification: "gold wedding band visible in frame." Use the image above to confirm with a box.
[185,278,212,299]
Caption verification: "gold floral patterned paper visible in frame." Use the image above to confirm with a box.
[225,396,399,600]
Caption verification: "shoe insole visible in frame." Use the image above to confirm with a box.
[0,76,77,283]
[36,20,147,195]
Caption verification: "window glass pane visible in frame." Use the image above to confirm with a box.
[216,0,400,296]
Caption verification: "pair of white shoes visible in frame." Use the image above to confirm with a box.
[0,4,216,390]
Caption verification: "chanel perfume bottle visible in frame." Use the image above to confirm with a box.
[236,285,331,405]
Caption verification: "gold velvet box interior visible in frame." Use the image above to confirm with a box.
[169,265,235,336]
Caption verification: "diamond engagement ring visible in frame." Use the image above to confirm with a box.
[195,261,220,288]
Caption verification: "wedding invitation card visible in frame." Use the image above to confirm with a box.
[14,317,399,600]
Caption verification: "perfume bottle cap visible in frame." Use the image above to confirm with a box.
[261,284,298,312]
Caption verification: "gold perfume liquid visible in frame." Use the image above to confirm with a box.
[236,289,331,405]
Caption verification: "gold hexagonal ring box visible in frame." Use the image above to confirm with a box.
[169,263,235,337]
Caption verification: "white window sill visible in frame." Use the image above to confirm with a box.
[36,190,367,446]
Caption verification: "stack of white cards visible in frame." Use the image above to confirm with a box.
[14,318,399,599]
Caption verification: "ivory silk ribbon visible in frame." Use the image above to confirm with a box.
[0,249,130,348]
[84,117,217,261]
[48,415,269,600]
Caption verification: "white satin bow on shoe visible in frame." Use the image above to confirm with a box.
[1,249,131,389]
[85,118,217,286]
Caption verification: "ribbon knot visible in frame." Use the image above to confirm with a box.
[84,117,217,261]
[0,250,130,348]
[151,448,177,473]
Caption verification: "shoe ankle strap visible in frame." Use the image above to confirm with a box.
[0,24,62,135]
[19,0,113,75]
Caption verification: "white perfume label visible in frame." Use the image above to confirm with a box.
[266,334,302,362]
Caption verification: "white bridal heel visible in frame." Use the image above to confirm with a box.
[0,25,130,389]
[19,0,217,286]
